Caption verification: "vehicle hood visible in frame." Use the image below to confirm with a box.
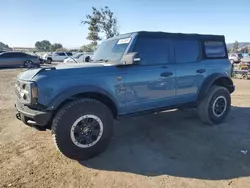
[18,62,114,81]
[56,62,112,68]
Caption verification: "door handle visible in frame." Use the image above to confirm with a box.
[196,69,206,74]
[161,72,173,77]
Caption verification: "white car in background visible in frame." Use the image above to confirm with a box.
[63,52,94,64]
[43,52,73,64]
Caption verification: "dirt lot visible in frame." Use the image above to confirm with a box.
[0,68,250,188]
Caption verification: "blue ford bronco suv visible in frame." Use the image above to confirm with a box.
[15,31,235,160]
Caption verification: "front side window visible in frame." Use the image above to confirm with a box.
[133,37,169,65]
[204,41,226,58]
[91,38,131,63]
[58,52,65,56]
[174,39,200,63]
[15,52,27,57]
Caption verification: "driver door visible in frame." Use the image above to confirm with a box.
[124,36,176,113]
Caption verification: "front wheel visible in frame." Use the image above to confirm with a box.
[47,58,52,64]
[198,86,231,125]
[51,99,114,161]
[23,60,33,68]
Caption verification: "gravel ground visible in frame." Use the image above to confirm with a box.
[0,68,250,188]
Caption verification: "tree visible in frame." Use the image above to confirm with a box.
[56,47,68,52]
[0,42,11,51]
[35,40,51,51]
[80,43,95,52]
[35,41,64,52]
[99,6,119,39]
[50,43,63,51]
[233,40,239,52]
[82,7,102,48]
[82,6,119,48]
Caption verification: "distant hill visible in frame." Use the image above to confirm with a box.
[0,42,12,51]
[227,42,250,50]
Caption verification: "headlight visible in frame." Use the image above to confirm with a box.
[15,81,38,104]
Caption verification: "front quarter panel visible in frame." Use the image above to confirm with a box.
[33,66,126,114]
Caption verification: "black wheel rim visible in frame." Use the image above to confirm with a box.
[70,115,103,148]
[212,96,227,117]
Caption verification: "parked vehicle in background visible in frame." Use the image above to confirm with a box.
[15,31,234,161]
[240,54,250,64]
[0,51,40,68]
[63,52,94,63]
[0,50,6,54]
[229,53,243,64]
[43,52,73,64]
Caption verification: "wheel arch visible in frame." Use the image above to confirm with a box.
[198,73,235,101]
[47,86,118,118]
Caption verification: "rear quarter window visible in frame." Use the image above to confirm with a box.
[204,41,226,58]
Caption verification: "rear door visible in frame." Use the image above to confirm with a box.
[173,39,207,103]
[14,52,27,66]
[0,53,18,67]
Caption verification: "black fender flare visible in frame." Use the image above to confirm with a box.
[198,73,235,101]
[46,85,118,111]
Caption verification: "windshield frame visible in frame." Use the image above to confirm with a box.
[91,33,136,64]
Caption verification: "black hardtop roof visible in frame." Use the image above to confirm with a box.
[118,31,225,41]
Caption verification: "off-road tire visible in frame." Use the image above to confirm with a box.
[198,86,231,125]
[51,98,114,161]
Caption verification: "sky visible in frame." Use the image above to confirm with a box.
[1,0,250,48]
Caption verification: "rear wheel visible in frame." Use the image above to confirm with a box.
[198,86,231,125]
[51,98,114,160]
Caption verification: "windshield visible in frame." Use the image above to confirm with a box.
[91,37,131,63]
[74,53,84,59]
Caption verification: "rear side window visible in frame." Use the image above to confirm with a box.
[0,53,13,58]
[174,39,200,63]
[204,41,226,58]
[133,37,169,65]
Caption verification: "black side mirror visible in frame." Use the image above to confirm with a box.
[122,52,140,65]
[85,56,90,62]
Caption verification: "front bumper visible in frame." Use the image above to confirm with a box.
[15,100,52,127]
